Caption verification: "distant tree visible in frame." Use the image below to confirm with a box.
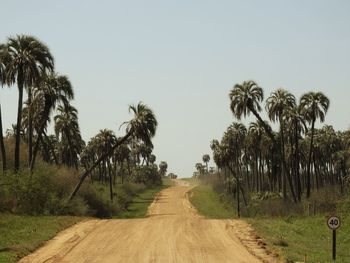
[159,161,168,176]
[202,154,210,172]
[195,163,204,175]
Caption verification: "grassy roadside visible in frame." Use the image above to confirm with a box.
[0,214,85,263]
[189,183,236,219]
[188,182,350,263]
[116,177,174,219]
[0,178,173,262]
[181,177,199,187]
[117,185,164,218]
[248,216,350,263]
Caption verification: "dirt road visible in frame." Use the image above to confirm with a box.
[20,180,275,263]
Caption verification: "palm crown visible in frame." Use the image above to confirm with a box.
[229,80,264,120]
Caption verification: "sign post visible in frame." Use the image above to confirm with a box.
[327,216,341,261]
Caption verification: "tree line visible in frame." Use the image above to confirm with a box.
[195,81,350,216]
[0,34,168,203]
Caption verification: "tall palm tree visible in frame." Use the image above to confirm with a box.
[300,92,329,197]
[0,35,54,171]
[0,50,7,171]
[96,129,117,201]
[69,102,158,200]
[202,154,210,172]
[248,121,265,192]
[229,122,247,217]
[266,89,296,201]
[229,80,275,143]
[30,73,74,170]
[54,104,82,168]
[283,105,307,201]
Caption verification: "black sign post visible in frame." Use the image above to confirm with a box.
[327,216,341,261]
[333,229,336,261]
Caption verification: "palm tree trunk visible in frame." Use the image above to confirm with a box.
[0,104,7,171]
[280,117,287,200]
[294,120,301,201]
[107,159,114,202]
[14,72,24,172]
[28,87,33,168]
[69,130,133,201]
[306,119,315,198]
[228,165,247,209]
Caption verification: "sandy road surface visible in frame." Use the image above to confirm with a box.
[20,180,275,263]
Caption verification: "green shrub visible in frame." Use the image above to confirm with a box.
[81,186,121,218]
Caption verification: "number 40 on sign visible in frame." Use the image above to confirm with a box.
[327,216,341,230]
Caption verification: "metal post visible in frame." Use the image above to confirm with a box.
[333,229,336,261]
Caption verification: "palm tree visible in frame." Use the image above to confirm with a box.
[30,73,74,170]
[0,51,7,171]
[114,141,131,184]
[159,161,168,176]
[283,105,307,201]
[266,89,296,201]
[96,129,117,201]
[149,154,156,165]
[248,121,265,192]
[229,122,247,217]
[229,80,275,143]
[202,154,210,172]
[195,163,204,175]
[69,102,157,200]
[0,104,6,172]
[54,104,83,168]
[0,35,54,171]
[300,92,329,197]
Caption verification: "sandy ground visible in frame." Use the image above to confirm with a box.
[19,180,277,263]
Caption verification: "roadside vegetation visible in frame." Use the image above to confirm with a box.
[191,81,350,262]
[0,35,175,261]
[0,214,84,263]
[189,184,235,219]
[189,181,350,262]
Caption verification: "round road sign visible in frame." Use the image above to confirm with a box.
[327,216,341,230]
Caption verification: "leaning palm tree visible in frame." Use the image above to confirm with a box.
[229,80,275,143]
[300,92,329,198]
[69,102,157,200]
[0,35,54,171]
[266,89,296,201]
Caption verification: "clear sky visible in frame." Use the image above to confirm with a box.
[1,0,350,177]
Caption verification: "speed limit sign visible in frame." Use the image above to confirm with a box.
[327,216,341,230]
